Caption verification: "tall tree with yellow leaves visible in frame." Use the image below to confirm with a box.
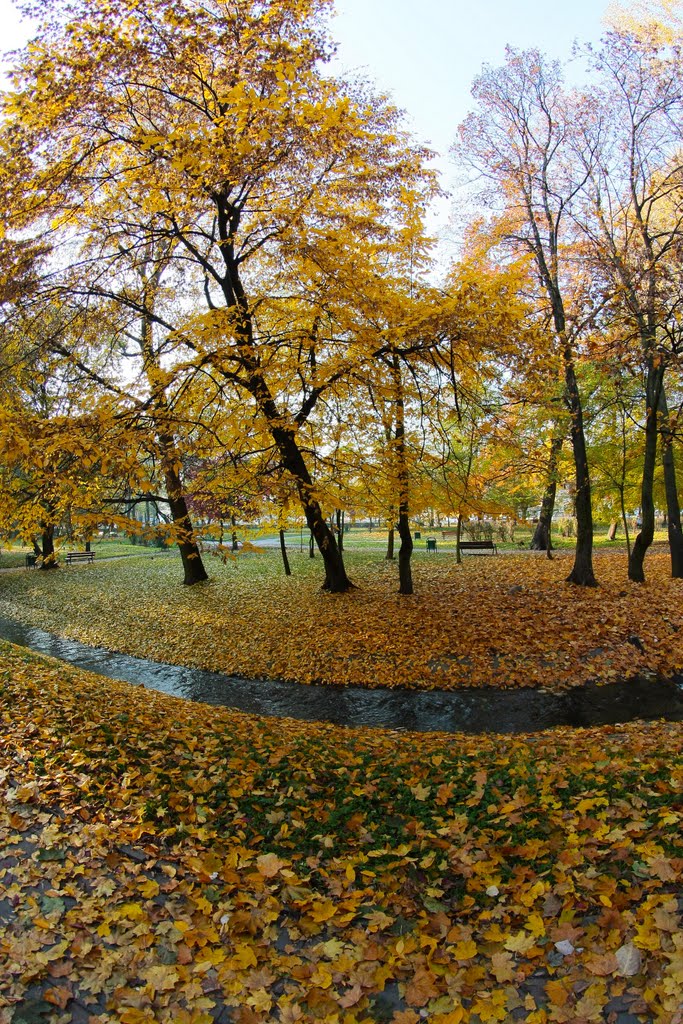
[2,0,436,592]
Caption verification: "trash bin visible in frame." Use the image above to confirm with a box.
[25,554,37,568]
[414,531,421,540]
[426,538,437,553]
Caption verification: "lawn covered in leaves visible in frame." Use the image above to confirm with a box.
[1,641,682,1023]
[0,549,682,691]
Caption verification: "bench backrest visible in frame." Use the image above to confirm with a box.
[458,540,495,549]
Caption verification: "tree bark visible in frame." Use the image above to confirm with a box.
[455,513,463,565]
[335,509,344,554]
[658,384,683,578]
[279,529,291,576]
[162,457,208,586]
[629,360,664,582]
[397,506,413,594]
[392,355,413,595]
[530,435,562,551]
[39,524,57,569]
[271,424,352,590]
[386,526,395,560]
[564,356,596,586]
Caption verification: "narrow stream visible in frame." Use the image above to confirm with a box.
[0,615,681,734]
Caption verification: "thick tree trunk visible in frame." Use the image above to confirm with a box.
[39,524,57,570]
[530,435,562,551]
[564,357,596,586]
[162,459,208,586]
[629,361,663,582]
[272,425,352,591]
[607,520,618,541]
[397,507,413,595]
[279,529,291,576]
[392,353,413,595]
[386,526,395,560]
[658,385,683,578]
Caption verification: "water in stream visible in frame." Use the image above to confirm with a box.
[0,614,681,734]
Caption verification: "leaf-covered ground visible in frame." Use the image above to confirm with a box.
[0,550,682,691]
[0,641,682,1023]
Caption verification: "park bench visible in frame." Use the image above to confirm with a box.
[458,540,497,556]
[441,529,459,539]
[65,551,95,565]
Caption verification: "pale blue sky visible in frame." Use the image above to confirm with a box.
[331,0,612,157]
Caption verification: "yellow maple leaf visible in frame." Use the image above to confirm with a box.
[490,949,515,982]
[256,852,285,878]
[504,930,536,954]
[309,899,337,923]
[453,939,477,961]
[143,965,179,995]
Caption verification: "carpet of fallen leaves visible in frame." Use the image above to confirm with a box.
[0,549,682,691]
[1,640,682,1023]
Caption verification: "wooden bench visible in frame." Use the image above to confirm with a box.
[65,551,95,565]
[458,540,497,556]
[441,529,459,539]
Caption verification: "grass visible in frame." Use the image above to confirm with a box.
[0,538,174,568]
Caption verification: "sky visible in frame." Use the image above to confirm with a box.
[0,0,616,241]
[330,0,613,159]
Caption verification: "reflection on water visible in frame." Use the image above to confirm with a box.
[0,615,681,734]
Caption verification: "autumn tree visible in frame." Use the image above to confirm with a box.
[574,28,683,581]
[2,0,436,593]
[457,49,597,585]
[0,313,141,567]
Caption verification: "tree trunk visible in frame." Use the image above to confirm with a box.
[658,385,683,578]
[39,524,57,570]
[564,357,596,586]
[530,435,562,551]
[271,425,352,591]
[607,520,618,541]
[455,513,463,565]
[231,515,238,553]
[279,529,291,576]
[335,509,344,554]
[386,526,395,560]
[397,507,413,594]
[629,360,663,582]
[162,458,208,586]
[309,532,315,558]
[392,354,413,595]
